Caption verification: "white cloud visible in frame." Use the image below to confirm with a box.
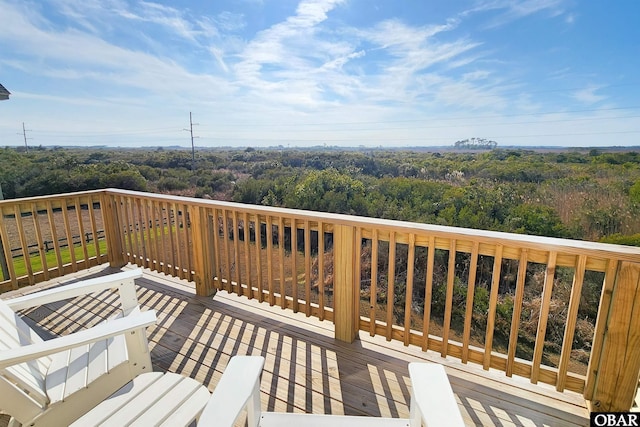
[573,85,606,105]
[465,0,568,28]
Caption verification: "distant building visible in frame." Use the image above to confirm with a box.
[454,137,497,150]
[0,83,10,100]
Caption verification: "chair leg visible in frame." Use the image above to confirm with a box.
[246,379,262,427]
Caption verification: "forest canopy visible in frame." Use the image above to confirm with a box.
[2,146,640,245]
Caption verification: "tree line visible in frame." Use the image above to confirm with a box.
[2,145,640,244]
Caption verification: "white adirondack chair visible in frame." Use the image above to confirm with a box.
[0,269,156,427]
[70,355,262,426]
[201,356,466,427]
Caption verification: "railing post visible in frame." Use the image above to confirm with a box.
[333,224,359,343]
[588,261,640,412]
[102,192,126,268]
[190,205,215,296]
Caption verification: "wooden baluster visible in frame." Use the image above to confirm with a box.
[232,210,242,293]
[74,197,89,269]
[318,221,325,320]
[278,216,286,309]
[88,196,101,261]
[506,249,528,377]
[31,202,49,281]
[531,251,557,384]
[60,200,77,272]
[291,218,299,312]
[304,220,311,316]
[461,241,479,364]
[254,215,264,302]
[369,229,379,337]
[442,239,456,357]
[243,212,252,299]
[422,235,435,352]
[404,233,416,347]
[557,255,587,392]
[385,231,396,341]
[584,259,619,400]
[266,215,275,306]
[0,205,17,288]
[483,244,503,370]
[212,208,223,290]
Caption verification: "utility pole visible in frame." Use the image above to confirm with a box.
[183,112,199,171]
[0,185,8,281]
[18,122,32,151]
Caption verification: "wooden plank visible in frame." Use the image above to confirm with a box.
[141,198,153,270]
[590,262,640,411]
[30,202,49,282]
[160,201,170,274]
[461,241,479,364]
[584,258,619,400]
[46,200,64,274]
[222,209,232,291]
[190,205,210,297]
[14,204,34,282]
[369,229,379,337]
[119,196,132,264]
[506,249,527,377]
[421,235,435,352]
[87,197,101,262]
[334,224,357,343]
[483,244,503,370]
[266,215,275,306]
[385,232,396,341]
[318,221,325,320]
[278,216,286,309]
[442,239,456,357]
[181,202,193,282]
[0,206,17,289]
[74,197,90,269]
[127,197,141,267]
[149,200,161,273]
[403,234,415,347]
[557,255,587,392]
[134,198,147,269]
[232,210,242,293]
[355,226,362,326]
[531,251,557,384]
[304,220,311,317]
[291,218,298,312]
[255,215,264,303]
[171,202,184,280]
[243,212,252,298]
[211,209,223,290]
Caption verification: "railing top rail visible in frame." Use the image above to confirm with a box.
[103,189,640,262]
[0,190,105,206]
[4,189,640,263]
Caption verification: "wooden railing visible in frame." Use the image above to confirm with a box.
[2,188,640,412]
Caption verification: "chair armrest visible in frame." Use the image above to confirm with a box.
[408,363,465,427]
[200,356,265,427]
[5,269,143,314]
[0,309,156,370]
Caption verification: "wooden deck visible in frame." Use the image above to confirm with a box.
[3,264,590,426]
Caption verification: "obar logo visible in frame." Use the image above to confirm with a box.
[591,413,639,427]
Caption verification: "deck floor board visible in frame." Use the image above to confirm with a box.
[3,265,590,426]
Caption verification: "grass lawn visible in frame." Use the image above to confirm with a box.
[2,239,108,281]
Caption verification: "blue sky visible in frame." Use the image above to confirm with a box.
[1,0,639,148]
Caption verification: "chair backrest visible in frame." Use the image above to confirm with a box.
[0,299,51,413]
